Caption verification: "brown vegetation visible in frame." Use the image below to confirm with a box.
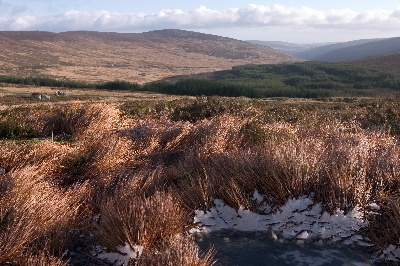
[0,30,300,84]
[1,97,400,264]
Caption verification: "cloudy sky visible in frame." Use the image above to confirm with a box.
[1,0,399,43]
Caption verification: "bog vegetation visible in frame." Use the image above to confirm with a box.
[1,96,400,265]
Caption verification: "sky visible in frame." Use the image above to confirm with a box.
[0,0,400,43]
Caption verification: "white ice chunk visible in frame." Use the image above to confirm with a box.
[368,203,380,211]
[252,189,265,204]
[297,230,310,240]
[192,194,370,247]
[97,242,143,266]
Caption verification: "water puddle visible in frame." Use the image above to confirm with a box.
[196,230,373,266]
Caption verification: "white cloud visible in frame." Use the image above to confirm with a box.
[0,5,399,41]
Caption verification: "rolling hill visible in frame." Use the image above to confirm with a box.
[295,37,400,62]
[293,39,378,60]
[0,29,301,84]
[348,52,400,75]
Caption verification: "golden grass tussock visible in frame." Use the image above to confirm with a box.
[367,197,400,252]
[96,186,216,265]
[203,150,293,208]
[0,104,136,190]
[97,180,213,265]
[0,139,74,172]
[98,189,191,250]
[63,104,141,188]
[0,166,90,264]
[302,124,399,213]
[189,115,243,155]
[0,140,78,189]
[120,118,193,165]
[137,234,216,266]
[71,103,126,141]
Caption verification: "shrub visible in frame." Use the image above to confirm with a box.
[97,80,141,91]
[0,119,36,139]
[239,120,267,146]
[171,96,226,122]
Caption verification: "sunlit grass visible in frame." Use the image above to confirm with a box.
[1,97,400,264]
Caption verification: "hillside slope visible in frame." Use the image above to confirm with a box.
[300,37,400,62]
[0,29,300,84]
[294,39,378,60]
[348,52,400,75]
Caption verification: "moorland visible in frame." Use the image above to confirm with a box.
[1,30,400,265]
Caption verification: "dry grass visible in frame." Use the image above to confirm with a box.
[0,167,89,264]
[22,251,70,266]
[367,197,400,252]
[97,188,216,265]
[1,98,400,264]
[137,234,216,266]
[98,189,191,249]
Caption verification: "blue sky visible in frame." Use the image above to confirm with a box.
[1,0,400,43]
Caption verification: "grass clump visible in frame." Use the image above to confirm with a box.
[0,167,89,265]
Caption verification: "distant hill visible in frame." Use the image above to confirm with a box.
[348,52,400,75]
[294,39,379,60]
[245,40,330,56]
[0,29,301,84]
[295,37,400,62]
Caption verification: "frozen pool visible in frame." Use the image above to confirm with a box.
[196,230,373,266]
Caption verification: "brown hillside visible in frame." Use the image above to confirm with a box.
[0,29,301,84]
[347,52,400,75]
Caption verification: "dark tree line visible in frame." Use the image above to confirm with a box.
[2,62,400,98]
